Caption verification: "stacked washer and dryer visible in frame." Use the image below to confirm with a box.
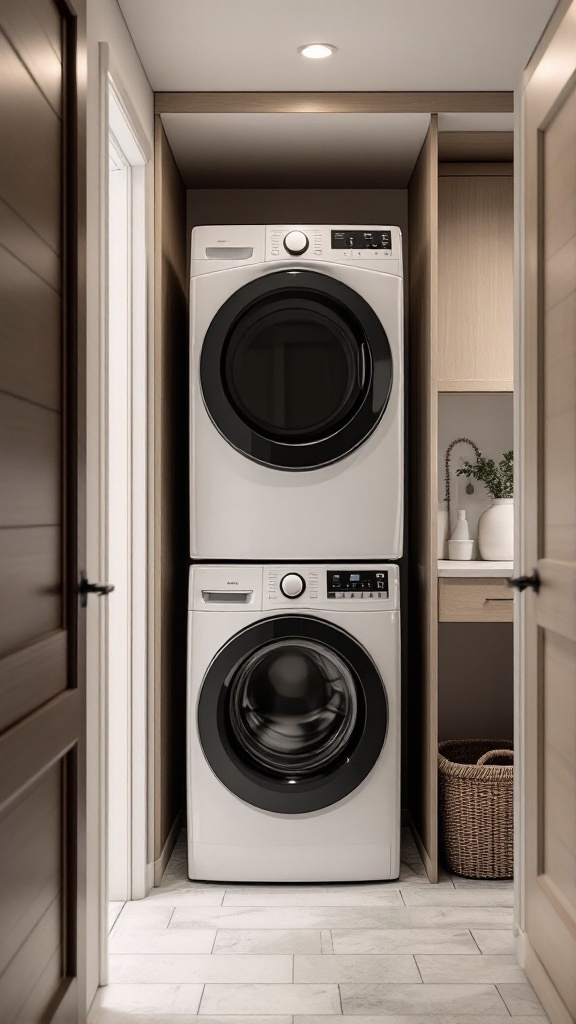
[187,225,404,882]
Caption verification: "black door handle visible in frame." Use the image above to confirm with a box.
[507,570,540,594]
[79,572,115,607]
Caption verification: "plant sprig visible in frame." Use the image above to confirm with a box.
[456,450,513,499]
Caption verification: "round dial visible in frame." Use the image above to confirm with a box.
[280,573,306,599]
[283,230,309,256]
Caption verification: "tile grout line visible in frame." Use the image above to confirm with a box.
[413,953,424,983]
[495,982,514,1016]
[469,928,484,954]
[196,982,205,1014]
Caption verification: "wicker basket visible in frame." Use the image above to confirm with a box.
[438,739,514,879]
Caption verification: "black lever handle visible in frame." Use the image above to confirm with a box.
[507,570,540,594]
[79,572,115,608]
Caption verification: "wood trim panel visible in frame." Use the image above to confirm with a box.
[407,117,439,883]
[0,527,62,659]
[0,632,66,736]
[438,131,514,162]
[0,393,61,527]
[439,162,514,177]
[155,91,513,115]
[0,0,62,114]
[0,689,78,813]
[438,378,513,392]
[438,578,514,622]
[0,30,62,251]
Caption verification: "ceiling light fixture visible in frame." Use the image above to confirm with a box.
[298,43,337,59]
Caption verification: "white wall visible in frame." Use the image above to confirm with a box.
[85,0,154,1009]
[438,392,514,549]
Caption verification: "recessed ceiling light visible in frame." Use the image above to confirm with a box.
[298,43,337,60]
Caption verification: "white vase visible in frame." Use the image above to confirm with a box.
[478,498,514,560]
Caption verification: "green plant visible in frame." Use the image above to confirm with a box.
[456,450,513,499]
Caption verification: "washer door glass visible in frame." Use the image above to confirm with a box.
[197,615,388,814]
[200,271,393,470]
[228,639,358,778]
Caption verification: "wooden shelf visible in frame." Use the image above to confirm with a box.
[438,560,513,577]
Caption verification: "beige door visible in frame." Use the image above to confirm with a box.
[0,1,88,1021]
[520,2,576,1021]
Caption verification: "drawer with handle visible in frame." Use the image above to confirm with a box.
[439,577,514,622]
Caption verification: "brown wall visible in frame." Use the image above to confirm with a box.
[186,188,408,271]
[438,623,513,741]
[154,122,188,868]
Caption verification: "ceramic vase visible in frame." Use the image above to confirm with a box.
[478,498,514,560]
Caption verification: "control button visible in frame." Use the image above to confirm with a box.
[336,592,344,599]
[283,230,309,256]
[279,572,306,599]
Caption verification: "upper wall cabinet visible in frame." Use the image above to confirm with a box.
[437,170,513,392]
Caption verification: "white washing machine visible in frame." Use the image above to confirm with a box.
[187,563,400,882]
[190,225,404,561]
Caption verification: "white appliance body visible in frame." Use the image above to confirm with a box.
[187,563,400,883]
[190,225,404,561]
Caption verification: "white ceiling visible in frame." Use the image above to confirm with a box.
[161,112,432,187]
[118,0,554,187]
[118,0,556,92]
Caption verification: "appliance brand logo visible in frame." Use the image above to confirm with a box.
[217,239,228,243]
[226,580,238,585]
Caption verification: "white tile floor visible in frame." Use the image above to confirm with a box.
[89,829,549,1023]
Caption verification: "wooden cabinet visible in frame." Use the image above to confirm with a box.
[407,140,515,882]
[439,577,514,622]
[438,170,513,392]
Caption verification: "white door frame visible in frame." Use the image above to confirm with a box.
[97,41,154,982]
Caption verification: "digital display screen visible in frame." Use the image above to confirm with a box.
[327,570,389,596]
[331,230,392,250]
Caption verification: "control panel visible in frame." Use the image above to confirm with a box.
[327,569,389,599]
[191,565,399,611]
[265,225,402,271]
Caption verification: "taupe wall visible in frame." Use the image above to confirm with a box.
[186,189,408,269]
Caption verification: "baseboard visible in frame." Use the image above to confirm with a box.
[153,810,182,887]
[405,810,438,883]
[522,930,573,1024]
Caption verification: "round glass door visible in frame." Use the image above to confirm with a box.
[228,639,358,777]
[197,616,388,813]
[200,271,393,470]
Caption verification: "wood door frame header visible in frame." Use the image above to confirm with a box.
[154,91,513,115]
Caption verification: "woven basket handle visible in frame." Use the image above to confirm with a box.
[477,749,514,766]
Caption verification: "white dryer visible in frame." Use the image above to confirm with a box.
[187,563,400,883]
[190,225,404,560]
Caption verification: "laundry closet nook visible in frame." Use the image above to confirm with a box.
[152,92,514,883]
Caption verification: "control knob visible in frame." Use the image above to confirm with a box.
[283,230,309,256]
[280,573,306,599]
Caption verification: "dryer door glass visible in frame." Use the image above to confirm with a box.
[197,615,388,814]
[228,639,358,777]
[200,270,393,470]
[223,301,362,443]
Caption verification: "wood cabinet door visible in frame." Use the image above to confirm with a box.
[0,1,87,1020]
[438,171,513,392]
[521,2,576,1020]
